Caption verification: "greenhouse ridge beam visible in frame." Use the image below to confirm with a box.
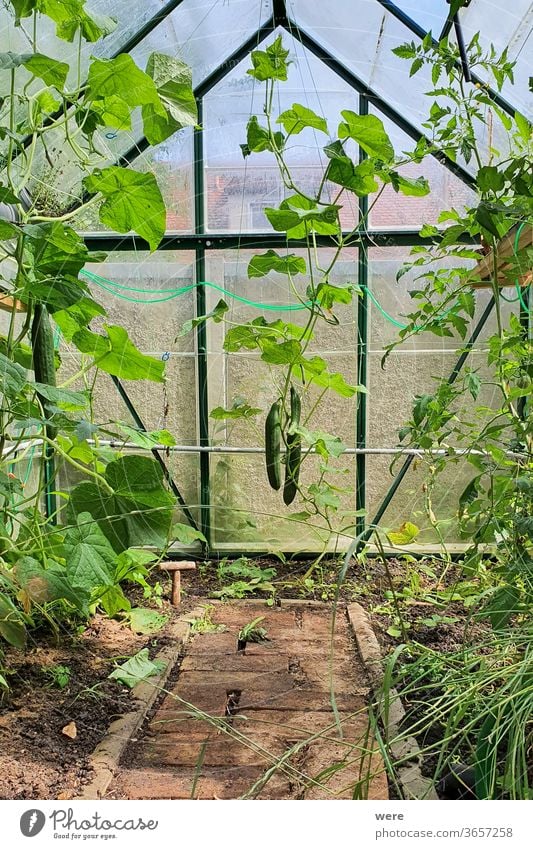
[375,0,518,117]
[272,0,289,27]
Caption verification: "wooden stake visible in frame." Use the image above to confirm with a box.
[159,561,196,607]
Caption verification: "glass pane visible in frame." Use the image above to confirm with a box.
[211,452,357,550]
[365,454,479,546]
[204,246,359,547]
[15,114,143,218]
[286,1,467,170]
[369,110,477,229]
[131,0,273,88]
[57,448,200,530]
[0,1,165,91]
[455,0,532,117]
[367,246,489,353]
[73,130,195,234]
[57,250,198,442]
[204,32,361,232]
[365,245,519,544]
[204,246,359,438]
[389,0,450,32]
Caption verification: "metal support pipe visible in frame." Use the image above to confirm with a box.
[452,13,472,82]
[4,439,526,460]
[194,99,211,546]
[365,295,497,540]
[355,93,369,538]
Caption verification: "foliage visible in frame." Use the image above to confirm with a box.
[45,663,71,688]
[0,1,197,674]
[185,604,225,634]
[185,35,431,550]
[210,557,277,600]
[380,629,533,800]
[126,607,168,635]
[384,33,532,626]
[108,648,166,688]
[238,616,269,643]
[371,31,532,800]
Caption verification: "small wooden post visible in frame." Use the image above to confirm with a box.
[159,561,196,607]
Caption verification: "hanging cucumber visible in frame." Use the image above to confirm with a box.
[283,386,302,506]
[31,303,57,439]
[265,400,282,490]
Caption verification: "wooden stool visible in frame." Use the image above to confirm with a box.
[159,561,196,606]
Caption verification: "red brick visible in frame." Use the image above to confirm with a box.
[134,733,287,768]
[115,766,290,800]
[180,652,288,674]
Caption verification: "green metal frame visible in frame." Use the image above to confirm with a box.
[355,94,370,538]
[193,99,211,545]
[56,0,521,552]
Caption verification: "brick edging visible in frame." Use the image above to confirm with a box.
[76,606,207,800]
[346,603,438,800]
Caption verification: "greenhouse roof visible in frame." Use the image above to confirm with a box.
[1,0,527,220]
[2,1,531,139]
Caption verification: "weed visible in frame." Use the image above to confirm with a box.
[45,664,72,689]
[185,605,225,634]
[238,617,269,644]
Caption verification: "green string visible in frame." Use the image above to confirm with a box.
[81,222,531,333]
[82,269,309,311]
[81,268,427,328]
[499,222,530,310]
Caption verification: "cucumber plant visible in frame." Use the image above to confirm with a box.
[198,35,434,551]
[0,0,203,676]
[196,31,531,600]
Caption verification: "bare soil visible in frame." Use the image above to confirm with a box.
[0,604,181,800]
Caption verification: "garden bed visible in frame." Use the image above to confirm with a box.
[0,598,196,800]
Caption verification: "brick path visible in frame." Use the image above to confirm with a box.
[112,602,388,799]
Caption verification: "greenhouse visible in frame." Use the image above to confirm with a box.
[0,0,531,806]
